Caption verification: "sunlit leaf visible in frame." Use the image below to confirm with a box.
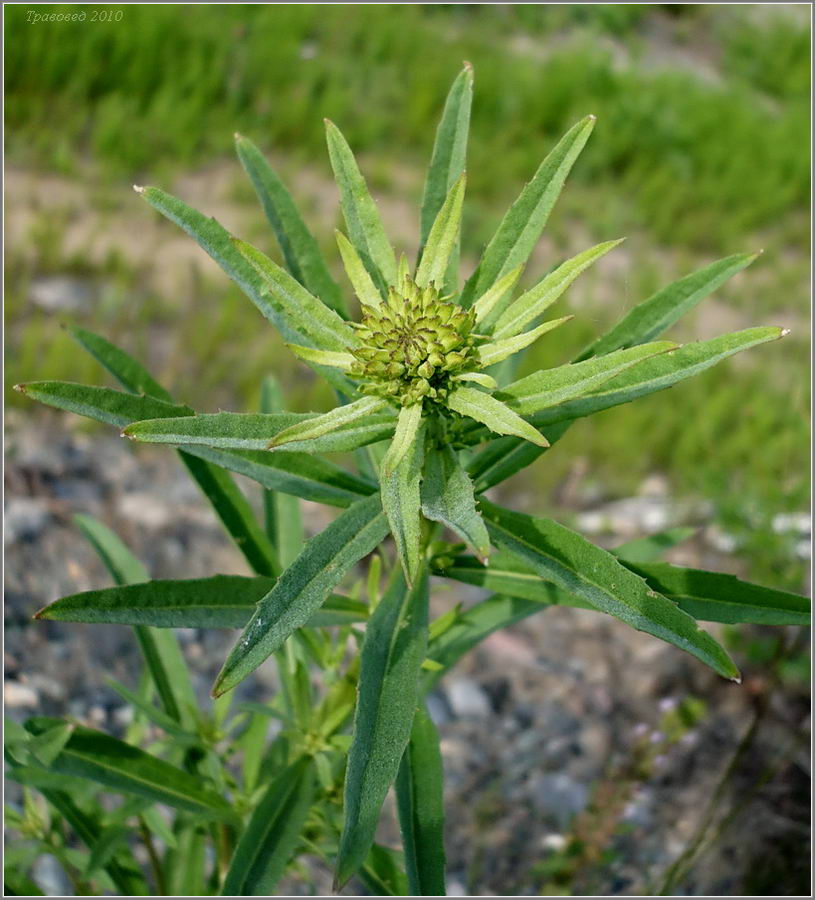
[477,315,572,368]
[415,173,466,290]
[447,385,548,446]
[382,418,425,585]
[337,230,385,307]
[268,396,388,449]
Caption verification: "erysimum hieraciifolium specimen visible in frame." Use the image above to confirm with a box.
[14,65,809,896]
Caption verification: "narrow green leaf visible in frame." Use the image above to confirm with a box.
[623,562,811,626]
[420,63,473,252]
[268,396,387,449]
[66,326,173,402]
[24,718,235,818]
[421,444,490,562]
[613,528,697,564]
[452,371,498,390]
[381,419,425,585]
[178,450,280,577]
[337,230,385,307]
[287,344,355,370]
[335,569,429,889]
[235,133,347,316]
[84,825,131,878]
[223,756,316,895]
[396,702,446,896]
[14,382,192,428]
[325,119,398,291]
[471,264,525,325]
[177,444,376,508]
[105,678,196,739]
[498,341,677,415]
[265,416,396,455]
[480,500,740,680]
[214,494,389,696]
[477,315,573,368]
[446,386,548,446]
[165,819,207,896]
[491,240,623,338]
[381,403,423,478]
[577,251,761,360]
[233,238,356,351]
[38,789,148,896]
[260,375,305,568]
[74,515,198,727]
[528,327,788,427]
[415,173,466,290]
[459,115,596,307]
[36,575,365,630]
[360,845,410,897]
[27,722,75,767]
[422,594,543,692]
[124,411,312,449]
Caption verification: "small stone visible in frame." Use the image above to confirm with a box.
[425,690,452,726]
[531,773,589,827]
[4,497,51,546]
[30,276,94,313]
[118,493,173,529]
[446,678,491,718]
[4,681,39,708]
[541,833,567,851]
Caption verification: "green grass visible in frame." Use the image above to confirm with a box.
[5,4,810,587]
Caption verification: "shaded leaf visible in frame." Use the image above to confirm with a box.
[66,325,172,402]
[613,528,696,564]
[24,718,234,819]
[421,444,489,562]
[395,702,446,896]
[222,756,316,895]
[381,403,423,478]
[235,133,347,316]
[382,417,425,585]
[335,569,429,889]
[214,494,389,695]
[480,500,740,679]
[459,115,596,307]
[360,845,410,897]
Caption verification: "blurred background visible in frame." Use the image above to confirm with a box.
[5,3,811,896]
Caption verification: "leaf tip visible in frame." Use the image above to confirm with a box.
[12,383,25,394]
[780,327,791,337]
[132,184,144,194]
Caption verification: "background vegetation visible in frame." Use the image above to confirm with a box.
[5,3,810,588]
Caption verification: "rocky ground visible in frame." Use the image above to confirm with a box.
[5,411,811,896]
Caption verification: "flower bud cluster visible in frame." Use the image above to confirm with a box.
[350,274,477,407]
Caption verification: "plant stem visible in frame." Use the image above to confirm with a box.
[139,816,168,896]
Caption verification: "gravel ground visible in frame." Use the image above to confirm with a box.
[4,411,810,896]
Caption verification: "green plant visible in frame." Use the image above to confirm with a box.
[8,66,810,896]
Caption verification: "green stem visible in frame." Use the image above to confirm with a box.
[139,816,168,896]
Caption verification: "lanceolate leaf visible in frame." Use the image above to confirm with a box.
[287,344,355,371]
[178,445,376,507]
[490,239,623,338]
[24,718,235,819]
[420,63,473,252]
[360,845,410,897]
[395,702,447,896]
[222,756,316,895]
[123,411,314,449]
[498,341,677,415]
[66,326,173,402]
[381,418,425,585]
[13,382,193,428]
[325,119,398,292]
[466,329,784,491]
[421,443,490,561]
[268,396,388,449]
[335,569,429,889]
[459,115,596,307]
[447,385,549,446]
[480,501,740,680]
[337,230,384,308]
[577,251,761,360]
[471,264,525,325]
[528,327,787,427]
[415,173,466,290]
[477,315,573,368]
[381,403,423,478]
[613,528,696,564]
[623,562,811,626]
[176,451,280,576]
[35,575,367,630]
[233,238,356,351]
[213,494,389,696]
[235,133,347,316]
[74,515,198,728]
